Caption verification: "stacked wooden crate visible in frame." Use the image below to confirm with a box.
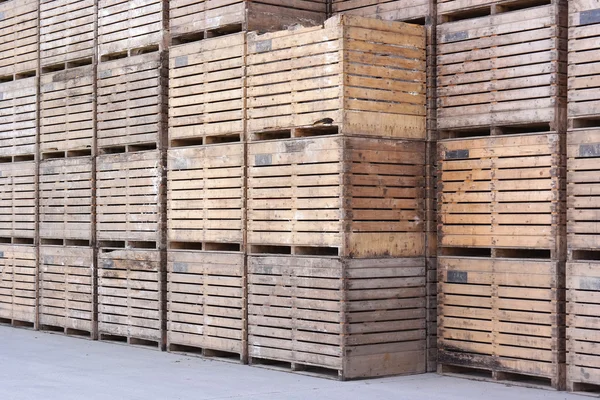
[0,0,39,329]
[96,0,168,348]
[245,16,428,379]
[436,0,568,389]
[38,0,97,338]
[566,0,600,393]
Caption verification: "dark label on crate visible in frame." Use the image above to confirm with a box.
[580,9,600,25]
[172,262,187,273]
[0,12,4,21]
[102,259,115,269]
[444,31,468,43]
[0,251,3,258]
[99,70,112,79]
[171,157,188,170]
[445,149,469,159]
[174,56,188,68]
[255,154,272,166]
[255,40,272,53]
[447,270,468,283]
[580,277,600,290]
[42,256,54,265]
[579,143,600,158]
[0,92,3,101]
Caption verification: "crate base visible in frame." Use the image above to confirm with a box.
[439,121,557,140]
[40,324,93,339]
[249,357,343,380]
[99,333,162,350]
[168,343,244,364]
[568,381,600,397]
[438,362,563,391]
[0,317,35,329]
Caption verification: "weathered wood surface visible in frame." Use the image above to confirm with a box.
[39,156,93,241]
[247,15,426,139]
[0,77,37,158]
[0,244,37,325]
[0,161,36,239]
[438,0,563,20]
[0,0,38,76]
[332,0,431,22]
[40,0,96,67]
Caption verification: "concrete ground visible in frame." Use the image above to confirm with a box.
[0,326,581,400]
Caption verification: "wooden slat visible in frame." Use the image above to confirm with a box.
[0,161,36,239]
[0,244,37,324]
[332,0,431,22]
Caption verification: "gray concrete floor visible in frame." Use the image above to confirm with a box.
[0,325,581,400]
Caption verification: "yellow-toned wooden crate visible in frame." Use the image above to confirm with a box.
[247,15,426,140]
[169,33,245,144]
[98,0,167,57]
[40,64,95,153]
[97,150,164,243]
[0,77,37,158]
[438,256,565,389]
[437,3,567,135]
[97,51,167,149]
[167,249,245,360]
[569,0,600,125]
[168,143,244,245]
[0,160,36,240]
[0,0,38,77]
[39,156,93,241]
[332,0,432,23]
[40,0,96,67]
[248,255,426,379]
[39,245,94,336]
[438,133,565,257]
[170,0,326,39]
[98,247,164,347]
[248,136,426,258]
[0,243,36,327]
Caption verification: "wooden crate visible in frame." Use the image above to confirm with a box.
[246,15,426,140]
[168,143,244,245]
[40,64,95,154]
[170,0,327,40]
[332,0,432,23]
[97,51,167,150]
[169,33,245,144]
[566,261,600,392]
[0,243,36,327]
[248,255,426,379]
[167,249,245,360]
[438,133,565,257]
[0,0,38,77]
[40,0,96,67]
[98,246,164,347]
[97,150,164,243]
[0,160,36,240]
[98,0,167,57]
[39,156,93,241]
[569,0,600,126]
[39,245,94,336]
[0,77,37,158]
[438,256,565,389]
[437,3,567,135]
[248,136,426,258]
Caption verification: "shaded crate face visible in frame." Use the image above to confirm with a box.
[167,250,245,355]
[248,255,344,370]
[97,52,166,149]
[167,144,244,244]
[567,128,600,251]
[0,0,38,76]
[0,77,37,157]
[438,256,564,379]
[98,248,162,341]
[0,161,36,239]
[437,5,566,132]
[40,0,95,66]
[438,133,563,253]
[169,0,327,39]
[344,257,427,379]
[332,0,431,24]
[568,0,600,122]
[98,0,165,56]
[40,157,93,241]
[169,33,245,143]
[566,261,600,386]
[40,65,95,153]
[97,150,163,242]
[0,244,36,323]
[246,15,426,139]
[39,246,94,333]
